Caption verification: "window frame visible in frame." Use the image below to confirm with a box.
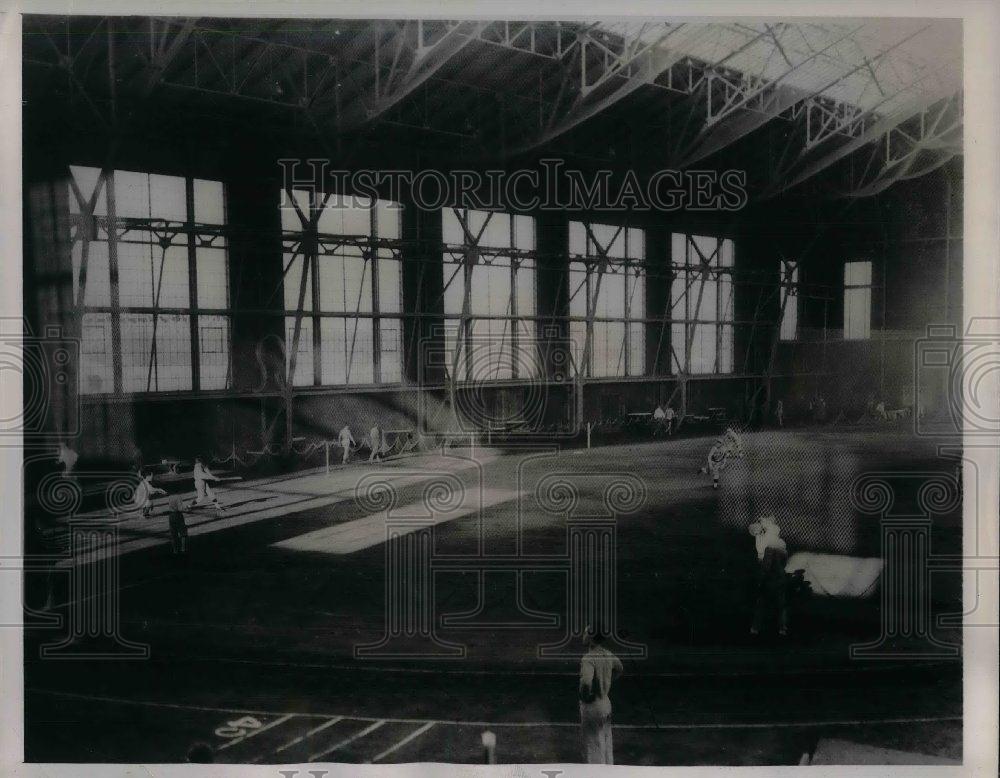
[280,189,405,387]
[843,260,873,340]
[568,221,647,379]
[441,207,539,384]
[669,233,735,376]
[779,259,799,342]
[69,166,232,396]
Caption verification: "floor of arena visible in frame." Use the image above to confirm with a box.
[24,428,963,765]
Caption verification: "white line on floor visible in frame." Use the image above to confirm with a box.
[216,713,295,751]
[251,715,344,763]
[309,720,385,762]
[371,721,436,763]
[27,689,961,731]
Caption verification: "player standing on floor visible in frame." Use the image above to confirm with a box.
[578,626,624,765]
[368,423,383,464]
[338,424,356,465]
[133,470,166,518]
[652,403,667,436]
[191,456,225,513]
[775,399,784,428]
[748,515,789,636]
[699,427,745,489]
[664,404,676,435]
[167,496,188,556]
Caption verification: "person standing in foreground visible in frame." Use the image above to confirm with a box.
[338,424,356,465]
[579,626,624,764]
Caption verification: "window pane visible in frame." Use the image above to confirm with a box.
[570,321,587,375]
[671,232,687,265]
[516,258,535,318]
[514,215,534,251]
[342,256,373,314]
[285,316,314,386]
[343,317,374,385]
[196,247,228,309]
[719,324,734,373]
[691,234,716,265]
[629,322,645,376]
[120,312,192,392]
[720,238,735,268]
[193,179,225,224]
[155,246,190,308]
[281,189,310,230]
[479,211,510,249]
[844,261,872,339]
[113,170,150,219]
[154,314,193,391]
[378,318,402,384]
[845,260,871,287]
[283,254,313,311]
[569,221,587,256]
[443,258,466,317]
[627,227,644,259]
[378,257,402,314]
[79,313,114,393]
[149,174,187,223]
[72,241,112,306]
[376,200,402,240]
[780,260,798,341]
[569,263,588,317]
[199,315,230,390]
[116,240,154,307]
[443,208,465,244]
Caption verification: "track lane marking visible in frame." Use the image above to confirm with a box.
[309,720,386,762]
[371,721,437,763]
[250,715,345,763]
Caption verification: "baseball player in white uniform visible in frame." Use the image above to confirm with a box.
[699,427,745,489]
[368,424,383,464]
[191,457,225,512]
[133,471,166,518]
[578,627,624,764]
[338,425,356,465]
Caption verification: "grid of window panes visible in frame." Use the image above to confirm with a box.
[69,166,230,394]
[670,233,734,375]
[568,222,646,378]
[844,260,872,340]
[441,208,539,382]
[779,260,799,341]
[281,191,403,386]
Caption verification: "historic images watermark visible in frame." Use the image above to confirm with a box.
[278,158,748,212]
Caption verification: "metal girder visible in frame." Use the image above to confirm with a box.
[842,93,962,197]
[512,23,696,152]
[337,20,489,132]
[136,18,197,97]
[672,24,864,166]
[764,87,960,198]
